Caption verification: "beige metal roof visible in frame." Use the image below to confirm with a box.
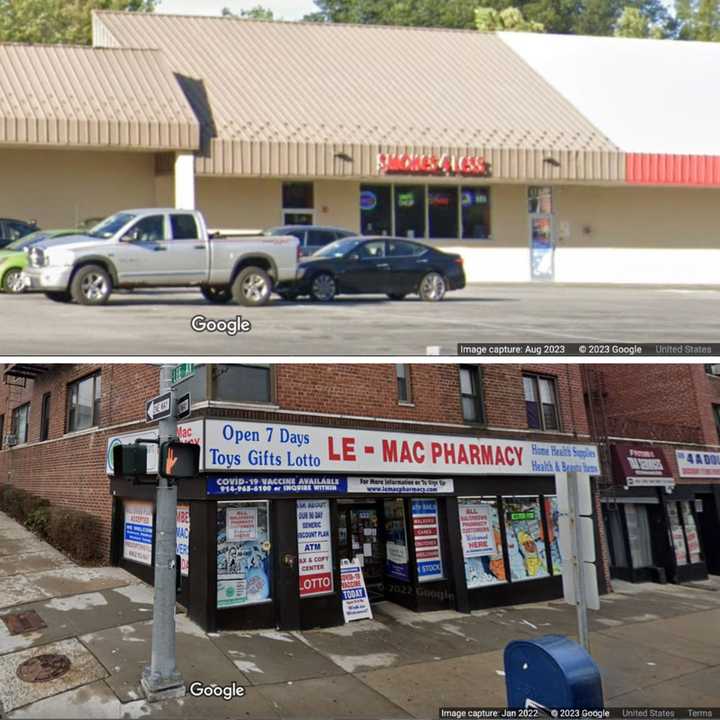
[93,12,622,181]
[0,44,199,150]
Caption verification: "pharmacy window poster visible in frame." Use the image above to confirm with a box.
[217,501,271,608]
[459,498,506,588]
[504,496,549,582]
[384,499,410,582]
[544,496,562,575]
[411,498,444,582]
[123,500,153,567]
[297,499,333,597]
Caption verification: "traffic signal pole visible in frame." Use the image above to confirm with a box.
[141,364,185,701]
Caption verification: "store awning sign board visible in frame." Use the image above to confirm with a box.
[204,420,599,476]
[612,444,674,487]
[676,449,720,479]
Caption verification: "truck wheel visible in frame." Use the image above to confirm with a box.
[232,266,272,306]
[418,272,446,302]
[1,268,24,294]
[201,286,232,304]
[70,264,112,306]
[309,273,336,302]
[45,291,72,303]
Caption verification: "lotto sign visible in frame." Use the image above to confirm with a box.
[226,507,257,542]
[176,504,190,577]
[676,450,720,479]
[123,501,153,566]
[411,499,444,582]
[340,560,372,623]
[297,500,333,597]
[459,503,496,558]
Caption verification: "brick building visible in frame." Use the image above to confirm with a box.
[583,363,720,584]
[0,362,600,631]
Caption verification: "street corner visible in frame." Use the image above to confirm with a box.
[0,637,107,714]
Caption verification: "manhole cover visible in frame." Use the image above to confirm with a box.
[16,654,71,683]
[1,610,47,636]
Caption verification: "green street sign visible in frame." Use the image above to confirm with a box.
[171,363,195,386]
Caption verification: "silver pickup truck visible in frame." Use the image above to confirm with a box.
[20,208,299,306]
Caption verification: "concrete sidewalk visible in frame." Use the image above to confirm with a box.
[1,510,720,718]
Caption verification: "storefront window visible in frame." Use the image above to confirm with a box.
[605,506,629,568]
[282,182,314,225]
[394,185,425,239]
[461,187,490,239]
[297,499,333,597]
[428,186,458,239]
[667,502,687,566]
[384,499,410,581]
[217,501,272,608]
[459,497,507,588]
[681,501,702,564]
[624,503,653,568]
[360,185,392,235]
[503,496,549,581]
[544,496,562,574]
[411,498,444,582]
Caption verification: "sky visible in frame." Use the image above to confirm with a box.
[155,0,318,21]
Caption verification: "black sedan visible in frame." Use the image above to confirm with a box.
[280,236,465,302]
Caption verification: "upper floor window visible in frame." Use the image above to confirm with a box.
[523,374,560,431]
[11,403,30,445]
[40,392,51,442]
[713,404,720,440]
[212,365,273,404]
[396,365,412,404]
[67,373,101,432]
[0,414,4,448]
[705,364,720,377]
[459,366,484,424]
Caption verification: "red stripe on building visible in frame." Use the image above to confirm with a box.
[626,153,720,186]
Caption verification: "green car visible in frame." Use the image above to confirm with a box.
[0,229,78,293]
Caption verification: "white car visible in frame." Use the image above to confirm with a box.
[20,209,299,306]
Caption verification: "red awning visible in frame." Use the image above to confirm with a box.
[626,153,720,186]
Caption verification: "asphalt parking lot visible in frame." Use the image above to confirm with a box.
[2,283,719,355]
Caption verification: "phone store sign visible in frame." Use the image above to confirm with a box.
[204,420,599,476]
[377,152,491,177]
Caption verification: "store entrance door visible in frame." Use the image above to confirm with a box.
[337,501,385,602]
[696,494,720,575]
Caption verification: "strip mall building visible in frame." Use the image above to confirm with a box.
[1,13,719,284]
[0,363,603,631]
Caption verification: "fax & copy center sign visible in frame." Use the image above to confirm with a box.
[203,420,599,476]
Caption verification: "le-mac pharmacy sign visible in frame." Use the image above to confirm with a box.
[676,449,720,479]
[204,420,599,476]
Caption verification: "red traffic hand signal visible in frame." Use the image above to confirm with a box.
[159,441,199,480]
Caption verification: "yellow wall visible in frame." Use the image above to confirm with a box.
[555,185,720,250]
[197,177,282,230]
[0,148,156,228]
[314,180,360,230]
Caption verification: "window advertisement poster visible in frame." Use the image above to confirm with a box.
[217,501,271,608]
[459,498,506,588]
[340,559,373,622]
[226,506,258,542]
[384,499,410,581]
[123,500,153,567]
[411,498,444,582]
[681,501,702,564]
[544,496,562,574]
[297,499,333,597]
[667,502,687,566]
[176,504,190,577]
[504,497,549,581]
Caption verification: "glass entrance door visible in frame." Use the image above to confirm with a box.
[337,502,385,602]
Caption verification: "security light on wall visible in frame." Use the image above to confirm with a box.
[334,152,353,163]
[543,157,561,168]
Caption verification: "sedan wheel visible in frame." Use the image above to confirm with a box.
[232,266,272,307]
[310,273,336,302]
[70,265,112,305]
[2,268,24,294]
[418,272,446,302]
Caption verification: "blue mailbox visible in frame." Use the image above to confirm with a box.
[504,635,603,710]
